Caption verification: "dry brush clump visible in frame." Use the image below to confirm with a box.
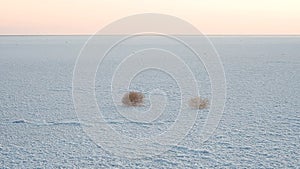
[122,91,144,106]
[189,96,209,109]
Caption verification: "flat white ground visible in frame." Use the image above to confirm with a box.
[0,36,299,168]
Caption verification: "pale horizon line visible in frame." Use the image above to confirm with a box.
[1,34,300,37]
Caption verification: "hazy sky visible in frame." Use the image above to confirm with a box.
[1,0,300,35]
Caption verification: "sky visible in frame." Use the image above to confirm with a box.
[0,0,300,35]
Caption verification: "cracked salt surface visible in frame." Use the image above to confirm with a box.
[0,36,299,168]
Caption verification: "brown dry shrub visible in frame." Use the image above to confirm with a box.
[122,91,144,106]
[189,96,209,109]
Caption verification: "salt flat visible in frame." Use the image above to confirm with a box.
[0,36,299,168]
